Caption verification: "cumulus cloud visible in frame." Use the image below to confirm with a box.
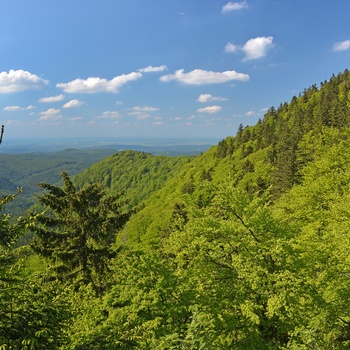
[153,121,163,125]
[97,111,121,119]
[39,108,62,121]
[63,99,84,108]
[242,36,274,61]
[197,105,223,113]
[225,36,274,61]
[332,40,350,52]
[245,110,255,116]
[39,94,65,103]
[138,65,168,73]
[0,69,48,93]
[197,94,227,102]
[222,1,248,13]
[56,72,142,93]
[160,69,249,85]
[4,105,35,112]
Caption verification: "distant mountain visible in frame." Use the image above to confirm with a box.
[0,148,117,216]
[1,137,218,155]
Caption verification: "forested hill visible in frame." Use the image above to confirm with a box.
[73,150,193,208]
[3,69,350,348]
[0,148,117,217]
[118,69,350,248]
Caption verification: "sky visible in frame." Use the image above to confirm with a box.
[1,0,350,141]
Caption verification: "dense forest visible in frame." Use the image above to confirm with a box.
[2,69,350,349]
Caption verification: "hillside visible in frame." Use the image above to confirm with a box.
[2,69,350,348]
[73,150,194,208]
[0,148,117,216]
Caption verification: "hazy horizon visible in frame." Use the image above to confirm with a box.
[0,135,220,154]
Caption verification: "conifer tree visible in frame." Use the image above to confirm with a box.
[30,171,133,289]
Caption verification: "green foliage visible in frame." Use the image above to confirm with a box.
[0,192,70,349]
[29,171,133,289]
[0,269,71,349]
[3,69,350,348]
[73,150,193,209]
[274,127,350,347]
[161,186,298,348]
[0,148,116,217]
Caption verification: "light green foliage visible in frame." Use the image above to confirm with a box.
[275,128,350,347]
[162,186,298,348]
[74,150,192,209]
[66,250,192,349]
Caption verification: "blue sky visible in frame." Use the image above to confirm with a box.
[1,0,350,140]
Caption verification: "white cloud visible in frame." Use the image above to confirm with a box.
[197,105,223,113]
[0,69,48,93]
[225,42,238,53]
[222,1,248,13]
[153,121,163,125]
[242,36,274,61]
[39,94,65,103]
[160,69,249,85]
[97,111,121,119]
[56,72,143,93]
[63,99,84,108]
[130,106,160,112]
[245,110,255,116]
[4,105,35,111]
[39,108,62,121]
[197,93,227,102]
[138,65,168,73]
[225,36,274,61]
[332,40,350,52]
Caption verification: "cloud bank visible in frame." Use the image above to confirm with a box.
[160,69,249,85]
[0,70,48,93]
